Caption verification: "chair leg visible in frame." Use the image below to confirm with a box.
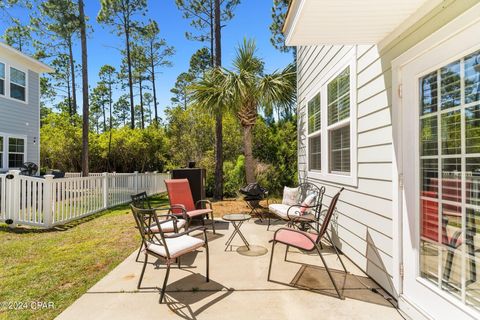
[177,257,181,269]
[267,240,276,281]
[325,233,347,273]
[211,212,216,234]
[138,253,148,289]
[136,240,145,262]
[267,216,271,231]
[315,245,344,300]
[159,262,171,304]
[205,241,210,282]
[284,245,289,261]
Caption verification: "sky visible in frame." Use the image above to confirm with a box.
[2,0,293,120]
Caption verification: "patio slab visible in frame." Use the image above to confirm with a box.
[56,219,403,320]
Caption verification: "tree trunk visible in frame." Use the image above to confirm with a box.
[125,27,135,129]
[139,78,145,129]
[150,43,158,124]
[68,37,77,115]
[102,103,107,132]
[108,83,113,171]
[213,0,223,200]
[209,2,214,66]
[66,70,72,116]
[243,125,255,183]
[79,0,89,177]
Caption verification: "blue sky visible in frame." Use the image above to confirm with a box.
[3,0,293,119]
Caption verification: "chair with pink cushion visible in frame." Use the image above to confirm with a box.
[165,179,216,234]
[267,187,347,299]
[131,204,209,303]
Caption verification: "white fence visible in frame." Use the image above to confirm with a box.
[0,171,170,228]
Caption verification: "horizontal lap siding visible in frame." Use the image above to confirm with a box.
[297,0,479,298]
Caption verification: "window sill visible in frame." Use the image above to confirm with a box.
[307,170,358,187]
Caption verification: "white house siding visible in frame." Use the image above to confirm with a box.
[296,0,478,297]
[0,70,40,167]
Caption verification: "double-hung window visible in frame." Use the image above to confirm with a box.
[10,67,26,102]
[328,67,351,174]
[308,93,321,170]
[306,48,357,185]
[0,62,5,96]
[8,137,25,168]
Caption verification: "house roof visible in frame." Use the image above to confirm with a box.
[0,42,54,73]
[283,0,442,46]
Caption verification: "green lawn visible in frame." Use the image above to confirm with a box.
[0,195,168,320]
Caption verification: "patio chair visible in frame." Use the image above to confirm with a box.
[130,204,209,303]
[267,182,325,231]
[131,192,187,262]
[267,187,346,299]
[165,179,216,234]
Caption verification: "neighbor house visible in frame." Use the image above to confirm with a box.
[285,0,480,319]
[0,42,53,172]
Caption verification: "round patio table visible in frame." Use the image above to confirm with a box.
[222,213,251,251]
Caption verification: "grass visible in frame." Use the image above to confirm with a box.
[0,195,168,320]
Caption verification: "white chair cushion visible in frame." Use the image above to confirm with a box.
[147,235,205,259]
[148,219,186,233]
[282,187,298,206]
[269,203,301,220]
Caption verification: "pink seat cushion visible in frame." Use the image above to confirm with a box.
[148,219,186,233]
[147,235,205,259]
[274,229,319,251]
[185,208,212,218]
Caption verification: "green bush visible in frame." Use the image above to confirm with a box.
[223,155,246,197]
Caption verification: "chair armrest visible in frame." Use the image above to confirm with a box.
[168,204,188,220]
[164,226,207,238]
[196,199,212,210]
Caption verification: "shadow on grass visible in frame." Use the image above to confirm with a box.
[0,194,169,234]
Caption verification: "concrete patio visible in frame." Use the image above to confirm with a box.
[56,219,403,320]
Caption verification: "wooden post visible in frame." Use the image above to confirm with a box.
[134,171,139,193]
[43,174,55,228]
[6,170,21,228]
[103,172,109,209]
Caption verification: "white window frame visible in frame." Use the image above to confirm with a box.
[0,57,29,105]
[306,47,358,186]
[9,66,27,102]
[0,132,27,171]
[0,61,5,97]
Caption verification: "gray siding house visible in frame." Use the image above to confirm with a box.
[285,1,480,319]
[0,42,52,172]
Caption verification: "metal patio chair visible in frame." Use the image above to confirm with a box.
[131,192,187,262]
[165,179,216,234]
[268,182,326,232]
[267,187,347,299]
[130,204,209,303]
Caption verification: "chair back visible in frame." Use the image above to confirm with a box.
[165,179,195,213]
[318,188,344,239]
[298,182,325,217]
[130,204,169,256]
[131,192,152,209]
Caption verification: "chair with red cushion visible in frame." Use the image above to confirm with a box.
[165,179,216,234]
[267,187,347,299]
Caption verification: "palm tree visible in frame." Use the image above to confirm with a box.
[192,39,296,184]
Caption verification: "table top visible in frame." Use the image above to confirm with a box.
[222,213,251,221]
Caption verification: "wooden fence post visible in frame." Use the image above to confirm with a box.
[43,174,55,228]
[103,172,109,209]
[6,170,20,228]
[134,171,139,193]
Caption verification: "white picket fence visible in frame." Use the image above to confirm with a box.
[0,171,170,228]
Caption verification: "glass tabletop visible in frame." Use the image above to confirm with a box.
[222,213,251,221]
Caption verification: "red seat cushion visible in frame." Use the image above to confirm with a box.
[274,228,319,251]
